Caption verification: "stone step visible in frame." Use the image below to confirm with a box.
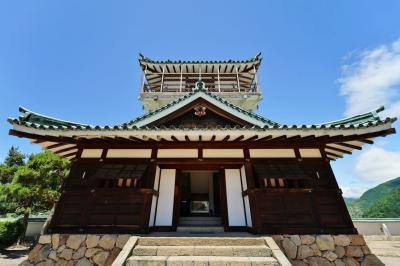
[132,245,273,257]
[126,256,279,266]
[137,237,266,246]
[179,216,222,222]
[179,219,222,226]
[176,226,224,233]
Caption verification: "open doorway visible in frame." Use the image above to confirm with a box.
[178,170,222,227]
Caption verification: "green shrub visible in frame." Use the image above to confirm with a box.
[0,219,24,248]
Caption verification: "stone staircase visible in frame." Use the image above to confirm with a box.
[126,237,279,265]
[177,217,224,233]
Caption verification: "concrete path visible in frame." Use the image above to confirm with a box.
[366,239,400,266]
[0,246,29,266]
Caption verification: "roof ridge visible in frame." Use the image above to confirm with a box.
[138,53,262,65]
[318,106,387,126]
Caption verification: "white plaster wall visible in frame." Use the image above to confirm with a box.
[353,220,400,235]
[225,169,246,226]
[240,166,252,227]
[155,169,176,226]
[149,166,160,226]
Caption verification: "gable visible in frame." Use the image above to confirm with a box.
[147,98,252,128]
[127,83,277,128]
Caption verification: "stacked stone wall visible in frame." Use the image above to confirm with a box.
[272,234,383,266]
[20,234,130,266]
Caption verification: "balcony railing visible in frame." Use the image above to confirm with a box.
[141,72,260,93]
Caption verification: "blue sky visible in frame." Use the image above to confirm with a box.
[1,1,399,197]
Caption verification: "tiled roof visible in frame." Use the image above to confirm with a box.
[138,53,262,65]
[7,102,396,132]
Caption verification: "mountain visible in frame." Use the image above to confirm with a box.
[346,177,400,218]
[364,188,400,218]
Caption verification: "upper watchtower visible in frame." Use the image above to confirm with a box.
[139,54,263,112]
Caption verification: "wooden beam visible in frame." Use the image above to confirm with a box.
[46,143,67,149]
[60,151,77,158]
[210,135,216,142]
[243,135,259,142]
[325,151,343,158]
[359,139,374,144]
[256,135,273,142]
[185,135,191,142]
[325,145,352,155]
[232,135,244,142]
[171,136,179,142]
[129,136,145,142]
[335,142,362,150]
[53,146,78,155]
[222,135,230,142]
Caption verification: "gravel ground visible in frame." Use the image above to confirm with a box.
[0,246,30,266]
[366,239,400,266]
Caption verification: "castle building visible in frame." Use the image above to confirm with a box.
[8,54,396,234]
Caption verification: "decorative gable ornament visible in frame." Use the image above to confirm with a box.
[194,105,206,117]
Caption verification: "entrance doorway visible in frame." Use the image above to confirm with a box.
[178,170,222,228]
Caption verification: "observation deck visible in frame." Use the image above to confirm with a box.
[138,54,263,112]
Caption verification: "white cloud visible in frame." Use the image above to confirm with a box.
[354,146,400,184]
[341,186,369,198]
[338,38,400,118]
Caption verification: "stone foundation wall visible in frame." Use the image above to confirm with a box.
[272,234,383,266]
[20,234,130,266]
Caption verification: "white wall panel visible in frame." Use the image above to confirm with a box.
[155,169,176,226]
[225,169,246,226]
[149,166,160,226]
[240,166,252,227]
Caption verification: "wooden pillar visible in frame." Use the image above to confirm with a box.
[235,66,241,92]
[253,65,259,92]
[141,64,147,92]
[160,66,165,92]
[179,65,183,92]
[217,66,221,92]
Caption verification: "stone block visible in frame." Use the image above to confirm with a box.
[343,257,360,266]
[282,238,297,259]
[36,259,55,266]
[193,246,212,256]
[307,256,334,266]
[346,246,363,257]
[116,235,130,249]
[333,235,350,246]
[104,247,121,266]
[335,246,345,258]
[85,248,102,258]
[76,257,94,266]
[310,243,321,256]
[290,235,301,246]
[33,244,52,263]
[99,235,117,250]
[300,235,315,245]
[322,251,338,262]
[334,259,345,266]
[126,256,168,266]
[92,251,110,266]
[73,247,86,260]
[55,259,68,266]
[39,235,52,244]
[249,257,279,266]
[67,235,86,250]
[49,251,58,261]
[28,244,44,262]
[350,235,366,246]
[132,246,158,256]
[59,248,73,261]
[209,256,251,266]
[316,235,335,251]
[86,235,101,249]
[361,245,371,255]
[297,245,313,259]
[52,234,60,250]
[212,247,233,256]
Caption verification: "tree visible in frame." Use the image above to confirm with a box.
[0,147,26,184]
[4,146,25,167]
[2,152,70,238]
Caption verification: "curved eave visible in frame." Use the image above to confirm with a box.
[9,119,396,161]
